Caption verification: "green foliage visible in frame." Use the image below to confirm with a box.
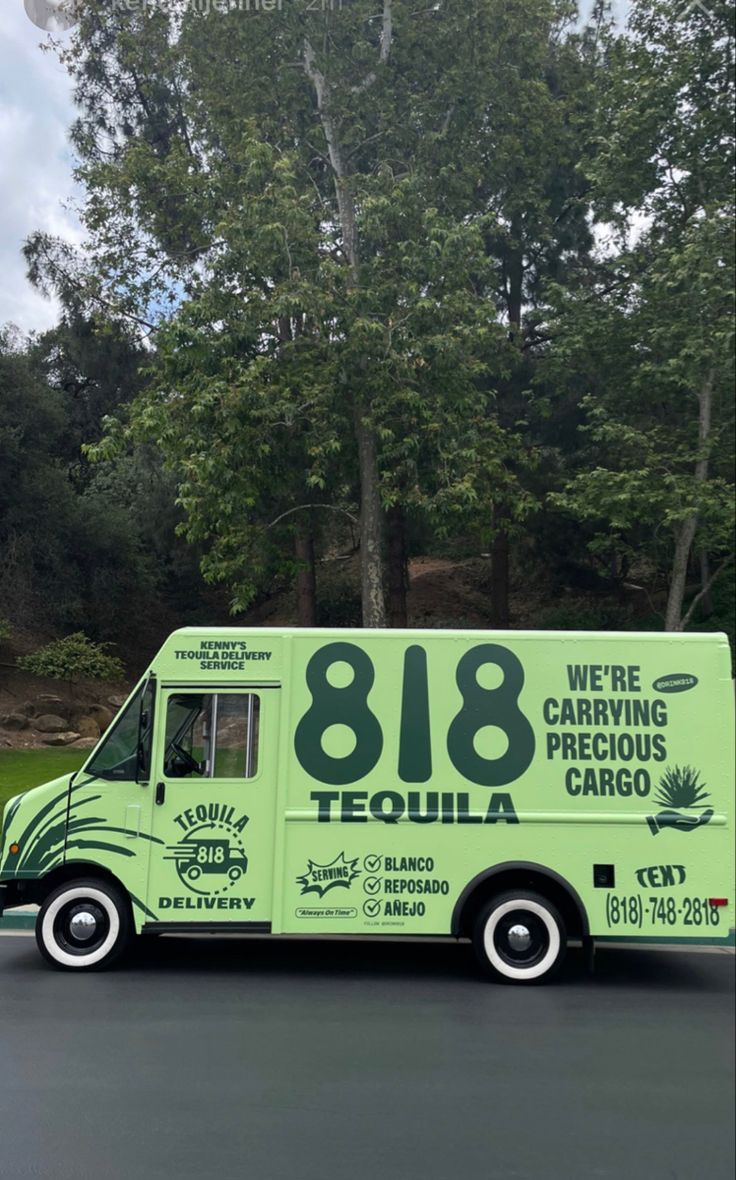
[0,327,83,630]
[18,633,125,684]
[51,0,610,617]
[0,320,213,646]
[688,562,735,651]
[541,0,735,628]
[316,571,362,629]
[547,214,734,560]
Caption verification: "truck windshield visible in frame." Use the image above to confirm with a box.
[85,679,155,782]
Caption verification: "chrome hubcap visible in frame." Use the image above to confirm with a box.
[507,923,532,952]
[69,911,98,941]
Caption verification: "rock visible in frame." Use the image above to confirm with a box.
[0,713,28,730]
[108,693,127,709]
[34,714,71,734]
[37,694,64,707]
[76,715,101,739]
[69,737,98,749]
[21,701,37,717]
[87,704,114,731]
[42,732,81,747]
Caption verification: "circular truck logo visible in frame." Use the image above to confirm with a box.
[164,806,250,897]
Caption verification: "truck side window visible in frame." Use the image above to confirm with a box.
[164,693,260,780]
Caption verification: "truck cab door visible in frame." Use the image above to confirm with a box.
[146,686,279,927]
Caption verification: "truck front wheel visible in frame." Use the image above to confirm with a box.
[36,879,132,970]
[473,891,566,983]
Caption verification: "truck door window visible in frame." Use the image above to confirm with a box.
[164,693,260,779]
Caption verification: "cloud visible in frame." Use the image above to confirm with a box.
[0,2,81,336]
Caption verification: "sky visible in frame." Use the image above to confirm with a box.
[0,0,631,339]
[0,0,80,335]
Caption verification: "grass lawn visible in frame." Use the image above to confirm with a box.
[0,749,87,813]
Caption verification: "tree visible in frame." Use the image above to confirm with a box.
[29,309,146,484]
[20,0,731,640]
[0,326,78,629]
[35,1,603,629]
[545,0,735,629]
[458,0,605,625]
[0,318,212,645]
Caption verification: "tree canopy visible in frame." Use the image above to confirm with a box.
[1,0,732,654]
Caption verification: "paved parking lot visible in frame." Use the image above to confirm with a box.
[0,934,733,1180]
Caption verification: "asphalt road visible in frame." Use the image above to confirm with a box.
[0,934,733,1180]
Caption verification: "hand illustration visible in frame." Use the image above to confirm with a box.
[647,808,714,835]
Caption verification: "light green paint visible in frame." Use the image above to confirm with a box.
[1,628,734,947]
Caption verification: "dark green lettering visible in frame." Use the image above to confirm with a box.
[311,790,339,822]
[484,793,519,824]
[398,645,432,783]
[294,643,383,784]
[447,644,535,786]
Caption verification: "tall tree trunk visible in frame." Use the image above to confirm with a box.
[294,520,317,628]
[490,227,523,629]
[355,401,387,627]
[506,232,523,340]
[304,37,388,627]
[665,517,699,632]
[699,551,713,616]
[352,391,387,626]
[665,370,713,631]
[387,503,408,628]
[491,507,510,628]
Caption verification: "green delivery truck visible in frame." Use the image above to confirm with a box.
[1,627,733,981]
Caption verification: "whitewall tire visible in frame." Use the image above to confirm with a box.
[473,891,566,983]
[36,879,132,970]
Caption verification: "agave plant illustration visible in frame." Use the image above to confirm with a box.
[654,765,710,810]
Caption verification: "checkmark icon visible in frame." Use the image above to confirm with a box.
[364,854,382,873]
[363,876,382,895]
[363,899,381,918]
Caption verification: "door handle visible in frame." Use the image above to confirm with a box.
[155,782,166,805]
[124,804,141,838]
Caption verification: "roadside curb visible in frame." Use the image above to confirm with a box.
[0,907,37,931]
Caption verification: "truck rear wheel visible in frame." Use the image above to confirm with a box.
[473,891,566,983]
[36,878,132,971]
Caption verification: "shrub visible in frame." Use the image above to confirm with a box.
[317,573,362,627]
[18,632,125,687]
